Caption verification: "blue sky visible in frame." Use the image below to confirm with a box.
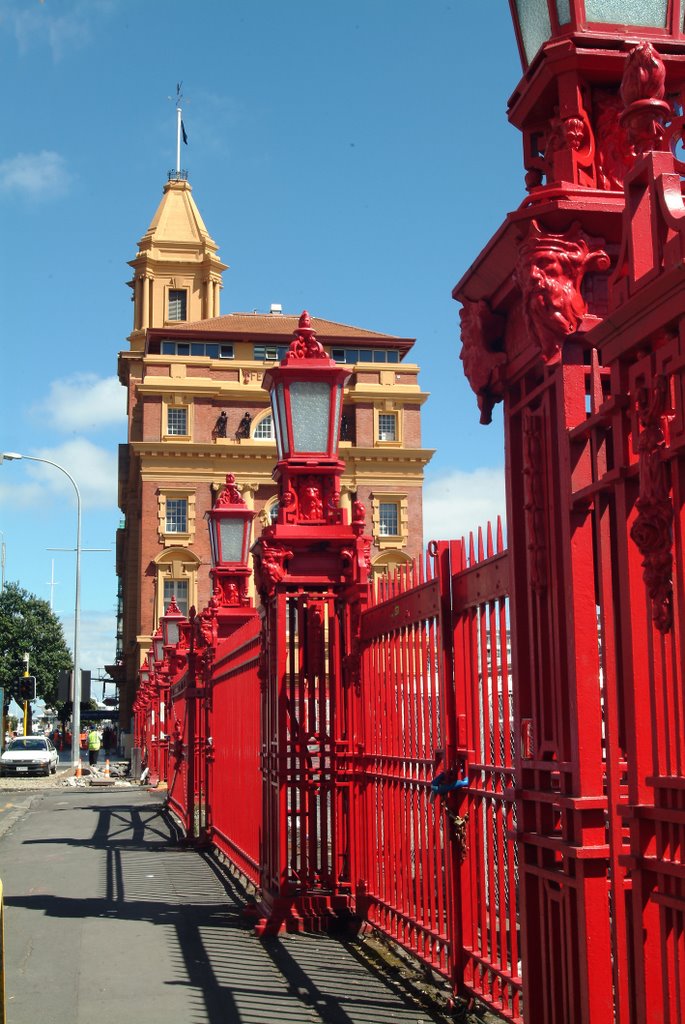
[0,0,524,676]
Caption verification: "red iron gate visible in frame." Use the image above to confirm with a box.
[357,533,521,1020]
[257,589,353,933]
[443,526,520,1021]
[207,613,262,887]
[167,673,192,835]
[358,554,453,976]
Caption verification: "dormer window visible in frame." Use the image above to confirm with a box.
[168,289,187,321]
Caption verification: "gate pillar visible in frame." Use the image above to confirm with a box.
[454,15,685,1024]
[251,312,370,934]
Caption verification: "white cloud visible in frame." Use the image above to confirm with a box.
[1,0,115,61]
[59,609,117,676]
[423,466,506,547]
[38,374,125,432]
[0,440,118,510]
[0,151,70,199]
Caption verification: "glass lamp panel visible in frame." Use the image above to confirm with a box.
[219,517,246,563]
[206,516,219,567]
[290,381,331,453]
[515,0,552,64]
[271,387,283,459]
[556,0,571,22]
[153,636,164,662]
[585,0,666,24]
[165,619,180,647]
[331,384,342,454]
[241,519,252,562]
[276,384,289,456]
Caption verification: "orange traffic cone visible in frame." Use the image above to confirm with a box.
[75,760,82,778]
[104,759,110,778]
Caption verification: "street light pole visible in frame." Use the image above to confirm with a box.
[0,452,82,769]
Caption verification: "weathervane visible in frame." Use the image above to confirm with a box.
[168,82,188,176]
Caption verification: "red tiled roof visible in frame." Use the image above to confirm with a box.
[147,312,413,346]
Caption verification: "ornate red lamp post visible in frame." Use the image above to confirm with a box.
[156,599,187,785]
[263,310,350,529]
[145,625,168,786]
[251,311,370,934]
[454,7,685,1023]
[133,657,151,752]
[510,0,685,71]
[205,474,256,635]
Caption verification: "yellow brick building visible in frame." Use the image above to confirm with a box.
[114,175,434,726]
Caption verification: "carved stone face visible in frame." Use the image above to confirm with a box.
[521,250,580,361]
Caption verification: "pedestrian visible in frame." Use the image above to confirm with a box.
[103,726,112,758]
[87,725,101,767]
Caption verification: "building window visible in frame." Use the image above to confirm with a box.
[254,414,275,440]
[254,344,288,361]
[379,502,399,536]
[378,413,397,442]
[167,407,188,436]
[163,579,189,617]
[372,493,408,549]
[168,290,187,321]
[331,348,400,364]
[166,499,188,534]
[160,340,234,359]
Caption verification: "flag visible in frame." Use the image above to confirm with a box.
[181,119,188,145]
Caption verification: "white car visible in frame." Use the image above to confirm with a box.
[0,736,59,777]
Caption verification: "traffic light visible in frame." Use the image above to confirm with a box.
[18,676,36,701]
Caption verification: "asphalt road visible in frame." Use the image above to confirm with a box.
[0,787,455,1024]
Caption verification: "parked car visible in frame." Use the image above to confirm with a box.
[0,736,59,777]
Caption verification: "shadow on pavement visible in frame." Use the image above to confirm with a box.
[4,795,444,1024]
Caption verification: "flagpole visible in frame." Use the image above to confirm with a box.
[176,104,182,174]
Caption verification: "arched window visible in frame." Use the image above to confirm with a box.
[254,413,275,440]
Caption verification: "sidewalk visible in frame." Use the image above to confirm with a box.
[0,787,454,1024]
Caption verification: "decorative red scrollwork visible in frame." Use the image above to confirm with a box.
[630,374,674,633]
[544,107,595,187]
[620,41,670,156]
[459,299,506,424]
[255,539,293,599]
[522,407,547,592]
[593,89,634,190]
[515,220,610,364]
[299,478,324,520]
[215,473,246,507]
[284,310,327,362]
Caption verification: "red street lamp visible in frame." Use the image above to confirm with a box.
[510,0,685,69]
[262,311,350,524]
[139,657,151,688]
[204,474,256,619]
[206,475,254,568]
[160,597,185,648]
[152,628,165,667]
[265,311,349,466]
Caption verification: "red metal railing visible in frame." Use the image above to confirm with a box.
[207,614,262,886]
[258,591,352,932]
[358,553,453,977]
[356,531,520,1021]
[167,674,191,834]
[442,525,521,1022]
